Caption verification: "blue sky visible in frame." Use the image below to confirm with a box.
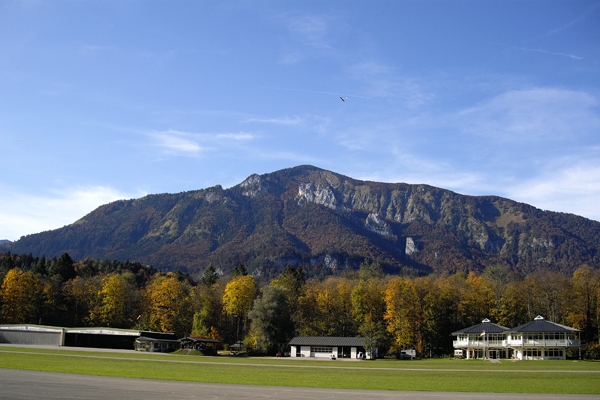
[1,1,599,241]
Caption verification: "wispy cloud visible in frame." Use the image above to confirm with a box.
[276,12,343,64]
[346,62,436,108]
[216,132,255,140]
[0,186,144,241]
[286,14,331,50]
[79,44,113,55]
[458,88,599,140]
[544,3,600,37]
[507,45,583,60]
[146,129,258,156]
[244,116,304,125]
[149,130,203,155]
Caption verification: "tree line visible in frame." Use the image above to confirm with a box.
[1,251,599,358]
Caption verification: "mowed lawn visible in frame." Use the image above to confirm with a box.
[1,347,599,394]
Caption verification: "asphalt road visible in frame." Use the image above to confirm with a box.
[0,369,598,400]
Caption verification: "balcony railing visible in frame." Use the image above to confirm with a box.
[453,339,507,348]
[506,339,580,347]
[453,338,581,348]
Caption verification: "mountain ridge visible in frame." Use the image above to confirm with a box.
[3,165,599,278]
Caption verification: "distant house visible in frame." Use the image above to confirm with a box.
[288,336,371,359]
[452,316,580,360]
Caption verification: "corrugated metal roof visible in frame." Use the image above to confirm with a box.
[507,316,579,333]
[452,320,509,335]
[288,336,365,347]
[135,336,181,343]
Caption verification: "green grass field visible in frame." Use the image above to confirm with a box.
[1,347,599,394]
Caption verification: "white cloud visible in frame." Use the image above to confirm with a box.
[0,186,144,241]
[216,132,255,140]
[244,116,304,125]
[149,130,203,155]
[506,159,600,221]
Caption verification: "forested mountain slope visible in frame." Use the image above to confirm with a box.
[3,165,599,278]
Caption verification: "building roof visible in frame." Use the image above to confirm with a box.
[288,336,365,347]
[135,336,181,344]
[507,316,580,333]
[0,324,141,337]
[451,318,509,335]
[0,324,178,339]
[180,336,222,344]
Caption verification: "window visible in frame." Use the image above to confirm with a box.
[312,347,333,353]
[544,349,563,357]
[525,350,541,357]
[544,333,564,340]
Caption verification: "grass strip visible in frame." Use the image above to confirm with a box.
[0,350,599,394]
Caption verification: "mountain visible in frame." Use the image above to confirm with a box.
[0,240,11,245]
[2,165,599,278]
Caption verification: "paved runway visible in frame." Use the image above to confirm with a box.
[0,369,598,400]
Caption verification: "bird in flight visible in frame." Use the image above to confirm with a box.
[340,97,347,102]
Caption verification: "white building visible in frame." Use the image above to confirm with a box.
[452,318,510,359]
[452,316,580,360]
[506,316,580,360]
[288,336,370,359]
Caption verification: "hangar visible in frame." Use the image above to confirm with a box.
[0,324,176,350]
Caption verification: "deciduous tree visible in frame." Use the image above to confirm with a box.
[1,268,41,323]
[384,277,426,355]
[97,272,140,328]
[145,273,193,336]
[222,275,256,342]
[249,285,294,354]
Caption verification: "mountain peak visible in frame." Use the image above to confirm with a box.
[2,165,599,278]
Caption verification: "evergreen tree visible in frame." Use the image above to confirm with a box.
[33,256,48,276]
[51,253,76,281]
[231,264,248,277]
[202,264,219,286]
[0,251,15,274]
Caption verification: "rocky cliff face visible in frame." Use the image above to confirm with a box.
[3,165,599,278]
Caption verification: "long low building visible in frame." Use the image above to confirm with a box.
[452,316,581,360]
[0,324,176,350]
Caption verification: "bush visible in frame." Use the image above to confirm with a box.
[583,343,600,360]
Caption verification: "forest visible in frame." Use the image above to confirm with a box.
[1,251,599,359]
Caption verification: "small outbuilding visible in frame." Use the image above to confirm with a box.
[134,332,180,352]
[180,336,221,354]
[288,336,371,359]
